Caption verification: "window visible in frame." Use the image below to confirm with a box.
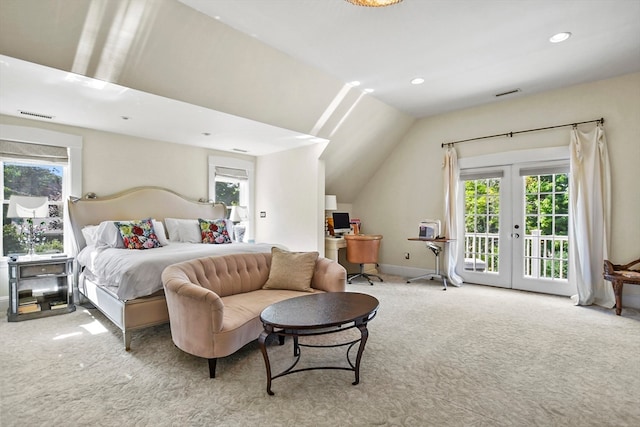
[2,161,65,256]
[208,156,254,241]
[1,125,83,258]
[213,166,248,208]
[520,165,570,280]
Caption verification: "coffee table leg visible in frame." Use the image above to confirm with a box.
[293,335,300,357]
[258,329,275,395]
[353,323,369,385]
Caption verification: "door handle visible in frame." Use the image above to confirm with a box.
[511,233,520,239]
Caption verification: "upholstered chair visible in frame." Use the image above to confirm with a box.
[344,234,383,285]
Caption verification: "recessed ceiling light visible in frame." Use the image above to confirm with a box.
[349,81,361,87]
[411,77,425,85]
[364,88,374,93]
[549,32,571,43]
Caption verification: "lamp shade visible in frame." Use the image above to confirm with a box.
[229,206,248,222]
[325,195,337,211]
[7,196,49,218]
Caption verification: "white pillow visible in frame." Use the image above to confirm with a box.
[165,218,200,243]
[94,219,168,248]
[95,221,125,248]
[164,218,235,243]
[151,220,169,246]
[81,225,100,246]
[164,218,181,241]
[178,219,201,243]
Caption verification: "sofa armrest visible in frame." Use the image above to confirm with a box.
[162,268,226,358]
[311,257,347,292]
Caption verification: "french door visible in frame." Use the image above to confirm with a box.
[456,159,576,296]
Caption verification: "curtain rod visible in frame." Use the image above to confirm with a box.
[441,117,604,148]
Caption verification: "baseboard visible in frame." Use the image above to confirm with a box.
[378,264,433,280]
[622,290,640,310]
[0,296,8,314]
[378,264,640,310]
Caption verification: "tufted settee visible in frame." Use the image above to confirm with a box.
[161,251,346,378]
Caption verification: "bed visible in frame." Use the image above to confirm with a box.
[68,186,274,350]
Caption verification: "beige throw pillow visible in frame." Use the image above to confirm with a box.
[263,247,319,292]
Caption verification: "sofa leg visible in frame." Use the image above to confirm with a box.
[208,358,217,378]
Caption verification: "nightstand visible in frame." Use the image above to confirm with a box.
[7,255,76,322]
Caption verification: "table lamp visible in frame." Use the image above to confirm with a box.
[7,195,49,257]
[229,206,248,242]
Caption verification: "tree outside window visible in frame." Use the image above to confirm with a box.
[2,162,64,256]
[214,179,240,208]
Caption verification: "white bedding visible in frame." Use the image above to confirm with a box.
[78,242,275,301]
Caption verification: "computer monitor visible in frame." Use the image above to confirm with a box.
[332,212,351,235]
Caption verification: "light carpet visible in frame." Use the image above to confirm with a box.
[1,275,639,427]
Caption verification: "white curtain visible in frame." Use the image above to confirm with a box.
[569,123,615,307]
[443,147,463,286]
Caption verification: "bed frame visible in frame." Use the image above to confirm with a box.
[67,186,227,350]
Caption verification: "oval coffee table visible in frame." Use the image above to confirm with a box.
[258,292,379,395]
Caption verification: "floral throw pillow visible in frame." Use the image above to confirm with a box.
[198,218,232,244]
[114,218,162,250]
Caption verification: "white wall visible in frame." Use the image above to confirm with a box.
[255,142,328,253]
[353,72,640,309]
[0,114,228,200]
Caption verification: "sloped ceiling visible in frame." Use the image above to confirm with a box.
[181,0,640,117]
[0,0,414,203]
[3,0,638,203]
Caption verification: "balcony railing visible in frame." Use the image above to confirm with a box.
[464,230,568,280]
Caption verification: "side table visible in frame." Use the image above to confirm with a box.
[7,255,76,322]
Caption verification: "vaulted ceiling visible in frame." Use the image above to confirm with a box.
[180,0,640,117]
[1,0,639,203]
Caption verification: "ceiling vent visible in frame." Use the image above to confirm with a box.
[232,148,248,153]
[19,110,54,120]
[495,88,521,97]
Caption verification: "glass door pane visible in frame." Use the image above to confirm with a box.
[512,164,575,296]
[457,167,512,288]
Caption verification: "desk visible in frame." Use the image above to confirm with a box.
[325,236,346,262]
[407,238,453,290]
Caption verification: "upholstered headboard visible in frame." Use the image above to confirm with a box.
[68,186,227,252]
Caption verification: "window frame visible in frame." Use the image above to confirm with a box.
[0,124,82,260]
[2,159,66,256]
[208,155,254,241]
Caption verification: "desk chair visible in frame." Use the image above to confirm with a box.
[344,234,383,285]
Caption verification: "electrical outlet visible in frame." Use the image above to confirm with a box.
[404,252,410,260]
[260,211,266,218]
